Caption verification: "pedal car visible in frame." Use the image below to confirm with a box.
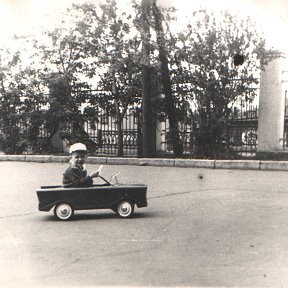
[36,167,148,221]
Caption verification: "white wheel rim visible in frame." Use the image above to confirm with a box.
[56,204,72,220]
[118,202,132,217]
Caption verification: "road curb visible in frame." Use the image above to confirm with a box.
[175,159,215,169]
[1,155,288,171]
[259,160,288,171]
[215,160,260,170]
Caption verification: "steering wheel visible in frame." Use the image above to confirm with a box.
[110,172,120,184]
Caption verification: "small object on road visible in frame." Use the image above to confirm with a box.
[36,168,148,221]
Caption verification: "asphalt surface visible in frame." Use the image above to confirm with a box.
[1,161,288,288]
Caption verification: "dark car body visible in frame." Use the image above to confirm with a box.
[36,176,148,220]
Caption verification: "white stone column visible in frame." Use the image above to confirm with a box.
[257,52,287,153]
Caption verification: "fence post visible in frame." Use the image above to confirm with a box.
[155,115,164,153]
[97,129,102,148]
[257,51,288,158]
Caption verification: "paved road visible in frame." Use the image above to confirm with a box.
[1,161,288,287]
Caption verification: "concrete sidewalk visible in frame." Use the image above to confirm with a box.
[1,154,288,171]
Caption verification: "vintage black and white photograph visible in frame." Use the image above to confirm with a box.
[0,0,288,287]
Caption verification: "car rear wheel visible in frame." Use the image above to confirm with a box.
[117,201,134,218]
[54,203,74,221]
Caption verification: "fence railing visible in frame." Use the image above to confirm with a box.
[226,101,258,157]
[3,108,260,158]
[84,112,142,156]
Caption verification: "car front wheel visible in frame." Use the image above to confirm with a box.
[117,201,134,218]
[54,203,74,221]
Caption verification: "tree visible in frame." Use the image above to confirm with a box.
[0,2,270,159]
[74,0,143,156]
[151,0,183,156]
[30,10,102,152]
[0,46,47,153]
[140,0,155,157]
[171,9,268,158]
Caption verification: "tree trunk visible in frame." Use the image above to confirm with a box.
[151,0,183,156]
[115,102,123,157]
[116,120,123,157]
[50,121,65,152]
[112,71,123,157]
[141,0,155,157]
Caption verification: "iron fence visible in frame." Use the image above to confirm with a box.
[157,100,259,158]
[0,116,51,154]
[84,112,142,156]
[226,101,258,157]
[157,121,194,155]
[4,108,259,158]
[0,84,262,158]
[1,108,260,158]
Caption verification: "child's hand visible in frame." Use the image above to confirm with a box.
[89,171,99,178]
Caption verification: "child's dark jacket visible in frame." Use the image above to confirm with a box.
[62,165,93,188]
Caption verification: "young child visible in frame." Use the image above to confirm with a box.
[62,143,100,188]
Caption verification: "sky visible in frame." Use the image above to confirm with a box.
[0,0,287,53]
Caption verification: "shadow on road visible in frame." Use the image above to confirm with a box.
[37,211,157,222]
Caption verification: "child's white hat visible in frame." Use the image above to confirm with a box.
[69,143,88,154]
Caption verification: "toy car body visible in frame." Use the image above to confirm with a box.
[36,174,148,221]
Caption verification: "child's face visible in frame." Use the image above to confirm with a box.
[70,151,87,168]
